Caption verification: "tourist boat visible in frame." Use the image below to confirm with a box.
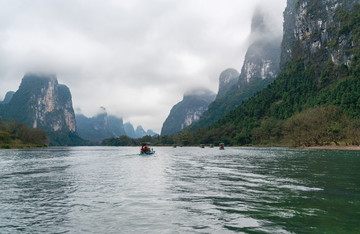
[139,142,155,155]
[210,144,214,148]
[200,144,205,148]
[219,143,225,150]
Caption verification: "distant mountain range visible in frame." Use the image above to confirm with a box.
[0,6,283,144]
[4,0,359,147]
[0,74,158,145]
[76,108,158,142]
[75,107,126,142]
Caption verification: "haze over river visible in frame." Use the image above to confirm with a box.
[1,147,359,233]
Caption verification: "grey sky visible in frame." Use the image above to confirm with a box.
[0,0,286,133]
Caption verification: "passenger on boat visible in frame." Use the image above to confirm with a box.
[141,146,151,154]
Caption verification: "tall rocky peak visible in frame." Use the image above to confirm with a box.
[187,8,282,130]
[122,122,157,138]
[147,129,158,136]
[4,73,76,133]
[161,88,216,135]
[124,122,137,138]
[238,7,281,87]
[135,125,147,138]
[108,116,127,137]
[217,68,239,99]
[280,0,360,71]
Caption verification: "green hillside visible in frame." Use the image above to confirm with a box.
[184,6,360,147]
[0,117,49,148]
[189,78,275,130]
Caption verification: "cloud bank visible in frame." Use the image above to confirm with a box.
[0,0,286,132]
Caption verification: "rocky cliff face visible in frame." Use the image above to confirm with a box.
[203,0,360,146]
[0,73,83,145]
[238,8,281,87]
[2,73,76,132]
[217,68,239,98]
[281,0,360,70]
[238,38,281,86]
[161,89,216,135]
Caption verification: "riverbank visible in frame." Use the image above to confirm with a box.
[304,145,360,151]
[1,142,47,149]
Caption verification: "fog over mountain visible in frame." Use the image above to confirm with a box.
[0,0,286,132]
[161,88,216,135]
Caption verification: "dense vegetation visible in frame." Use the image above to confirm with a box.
[102,5,360,148]
[102,134,180,146]
[189,78,275,130]
[176,5,360,147]
[0,116,49,148]
[47,131,88,146]
[190,34,280,130]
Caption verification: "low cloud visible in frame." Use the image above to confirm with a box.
[0,0,286,132]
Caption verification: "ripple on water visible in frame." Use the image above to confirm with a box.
[0,147,359,233]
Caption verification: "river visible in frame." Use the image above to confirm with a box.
[0,147,359,233]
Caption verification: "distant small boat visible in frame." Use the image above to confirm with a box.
[219,143,225,150]
[200,144,205,148]
[210,144,214,148]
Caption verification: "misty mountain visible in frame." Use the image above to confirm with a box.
[190,8,282,130]
[187,0,360,146]
[124,122,137,138]
[76,107,126,142]
[0,73,85,146]
[216,68,239,99]
[238,6,281,86]
[161,88,216,135]
[76,108,157,141]
[135,125,147,138]
[0,91,15,104]
[147,129,158,136]
[122,122,157,139]
[108,115,127,137]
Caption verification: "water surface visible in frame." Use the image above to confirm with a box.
[0,147,359,233]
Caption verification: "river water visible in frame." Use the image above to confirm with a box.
[0,147,359,233]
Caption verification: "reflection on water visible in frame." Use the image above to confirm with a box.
[0,147,359,233]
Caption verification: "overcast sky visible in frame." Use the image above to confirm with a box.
[0,0,286,133]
